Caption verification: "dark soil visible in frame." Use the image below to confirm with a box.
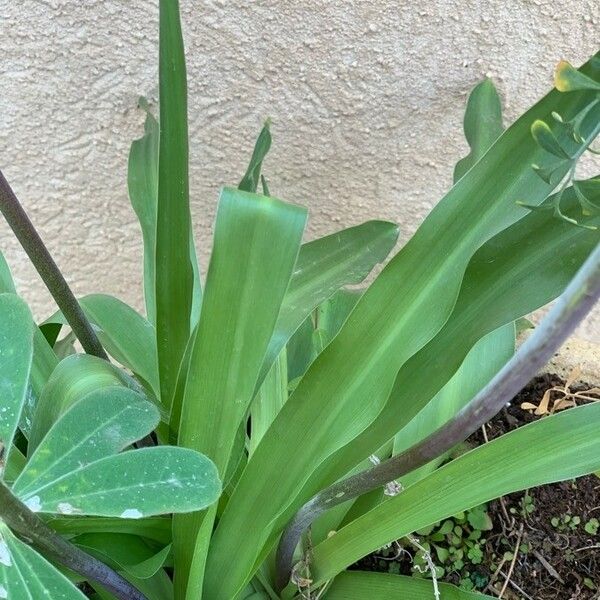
[356,374,600,599]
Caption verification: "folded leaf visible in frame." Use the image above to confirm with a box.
[128,104,202,331]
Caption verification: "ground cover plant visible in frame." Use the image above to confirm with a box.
[0,2,599,598]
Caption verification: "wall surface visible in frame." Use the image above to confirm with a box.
[1,0,599,339]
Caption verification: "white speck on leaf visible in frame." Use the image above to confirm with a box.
[24,496,41,512]
[0,583,6,597]
[120,509,143,519]
[57,502,78,515]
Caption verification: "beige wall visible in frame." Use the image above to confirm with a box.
[1,0,598,339]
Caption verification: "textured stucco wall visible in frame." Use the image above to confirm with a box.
[1,0,599,339]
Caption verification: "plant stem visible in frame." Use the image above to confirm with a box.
[0,482,148,600]
[276,241,600,591]
[0,169,108,360]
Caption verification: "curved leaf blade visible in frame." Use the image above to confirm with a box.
[326,571,494,599]
[306,181,600,510]
[0,294,33,476]
[454,78,504,181]
[28,354,145,454]
[310,402,600,585]
[13,388,159,499]
[0,522,86,599]
[45,294,159,397]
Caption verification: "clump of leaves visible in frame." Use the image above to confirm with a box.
[551,513,582,532]
[0,2,598,599]
[410,505,493,590]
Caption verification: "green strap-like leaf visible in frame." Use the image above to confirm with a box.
[249,349,288,456]
[128,105,202,332]
[0,522,86,599]
[454,79,504,181]
[203,56,600,600]
[17,446,220,518]
[259,220,398,386]
[0,294,33,476]
[0,252,15,294]
[310,402,600,585]
[173,186,307,596]
[45,294,159,397]
[239,120,272,193]
[326,571,494,599]
[128,107,159,324]
[13,388,159,499]
[155,0,197,409]
[28,353,145,454]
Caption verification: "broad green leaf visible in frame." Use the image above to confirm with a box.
[393,323,514,486]
[454,79,504,181]
[155,0,196,409]
[174,187,306,596]
[555,60,600,92]
[45,294,159,397]
[203,57,600,599]
[259,222,397,386]
[13,388,159,498]
[0,252,15,294]
[310,402,600,585]
[128,104,202,331]
[28,354,145,454]
[0,522,86,599]
[302,180,600,514]
[239,120,272,193]
[0,294,33,475]
[17,446,220,518]
[325,571,494,599]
